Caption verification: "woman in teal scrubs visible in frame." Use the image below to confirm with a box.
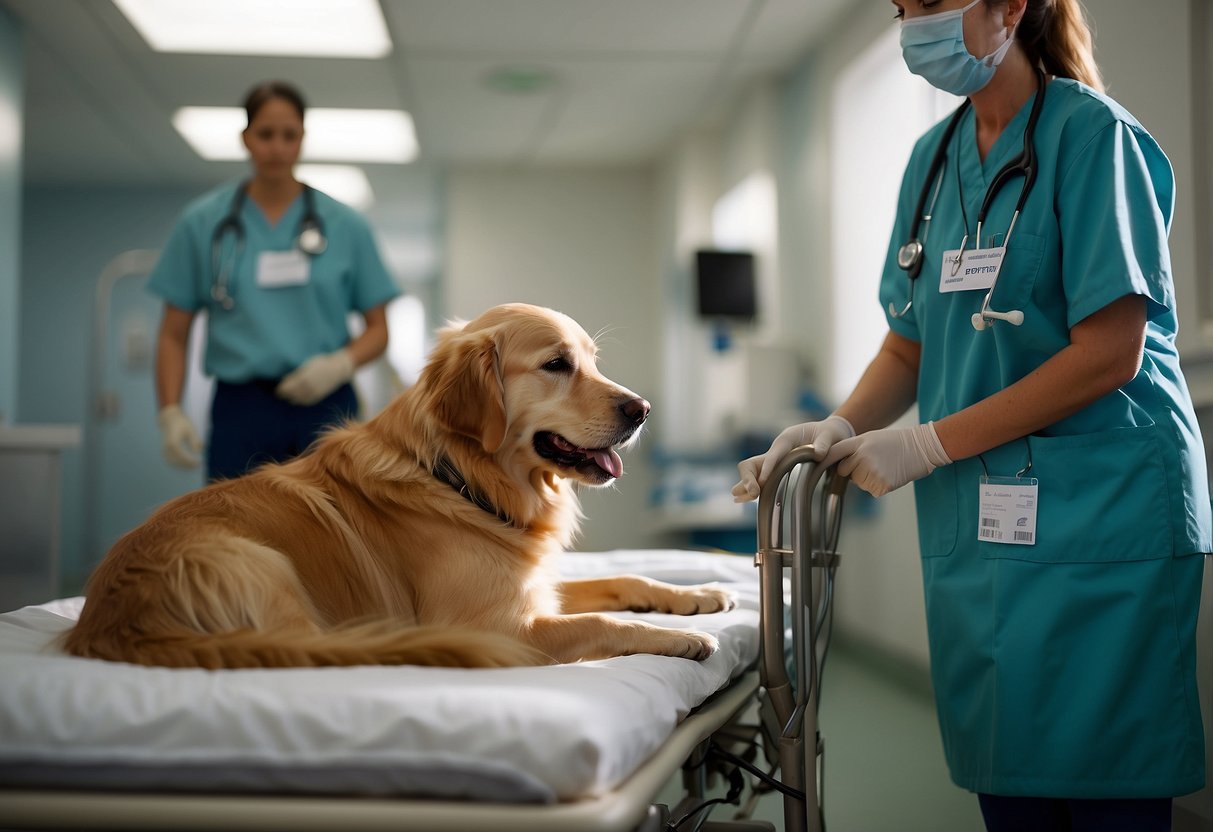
[149,81,399,481]
[734,1,1209,829]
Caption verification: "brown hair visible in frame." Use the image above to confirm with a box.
[1014,0,1105,92]
[242,81,307,126]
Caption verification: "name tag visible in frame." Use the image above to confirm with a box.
[978,476,1038,546]
[257,250,311,288]
[940,246,1006,293]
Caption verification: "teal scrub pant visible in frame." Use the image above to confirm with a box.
[207,379,357,481]
[978,794,1172,832]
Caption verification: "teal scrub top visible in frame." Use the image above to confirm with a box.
[148,181,400,383]
[878,79,1210,798]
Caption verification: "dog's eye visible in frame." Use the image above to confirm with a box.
[542,356,573,373]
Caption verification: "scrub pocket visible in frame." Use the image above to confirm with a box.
[989,230,1045,315]
[979,425,1174,563]
[915,464,959,558]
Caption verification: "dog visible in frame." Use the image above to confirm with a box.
[63,303,733,669]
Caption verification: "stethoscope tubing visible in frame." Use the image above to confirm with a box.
[893,69,1046,327]
[209,181,327,311]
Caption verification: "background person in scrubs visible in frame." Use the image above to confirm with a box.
[734,1,1209,830]
[150,81,399,481]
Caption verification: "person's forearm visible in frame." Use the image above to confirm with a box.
[344,307,389,367]
[834,331,921,435]
[155,312,193,409]
[345,326,387,367]
[156,336,188,409]
[934,295,1146,460]
[934,345,1138,460]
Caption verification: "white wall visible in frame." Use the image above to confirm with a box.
[653,130,721,452]
[1093,1,1203,354]
[655,82,812,453]
[775,1,936,665]
[445,169,660,552]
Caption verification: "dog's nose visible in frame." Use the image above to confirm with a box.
[619,397,651,425]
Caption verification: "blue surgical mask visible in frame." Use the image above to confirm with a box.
[901,0,1016,97]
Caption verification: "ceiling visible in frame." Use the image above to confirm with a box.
[2,0,850,193]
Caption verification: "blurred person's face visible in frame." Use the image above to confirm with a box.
[242,97,304,181]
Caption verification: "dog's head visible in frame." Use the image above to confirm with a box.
[419,303,649,487]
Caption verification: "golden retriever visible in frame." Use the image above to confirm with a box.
[63,303,732,669]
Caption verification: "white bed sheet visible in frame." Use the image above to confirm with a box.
[0,549,759,803]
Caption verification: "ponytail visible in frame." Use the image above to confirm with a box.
[1016,0,1105,93]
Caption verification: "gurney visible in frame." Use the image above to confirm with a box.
[0,451,846,832]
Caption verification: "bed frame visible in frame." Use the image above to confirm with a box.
[0,449,846,832]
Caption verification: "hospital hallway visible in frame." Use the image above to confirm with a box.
[659,639,984,831]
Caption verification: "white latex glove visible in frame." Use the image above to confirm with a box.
[276,349,355,406]
[157,403,202,468]
[822,422,952,498]
[732,415,855,503]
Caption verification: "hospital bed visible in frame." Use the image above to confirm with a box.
[0,451,846,832]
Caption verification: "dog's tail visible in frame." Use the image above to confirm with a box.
[63,620,548,670]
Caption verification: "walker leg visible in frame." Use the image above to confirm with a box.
[779,734,807,832]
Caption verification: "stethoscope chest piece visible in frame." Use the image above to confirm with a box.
[298,224,327,256]
[210,182,327,310]
[897,239,923,272]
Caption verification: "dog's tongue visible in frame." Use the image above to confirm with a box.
[589,448,623,479]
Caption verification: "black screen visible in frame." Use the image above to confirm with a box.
[695,250,757,320]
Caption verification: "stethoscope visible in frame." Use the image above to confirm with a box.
[891,68,1045,331]
[210,181,328,311]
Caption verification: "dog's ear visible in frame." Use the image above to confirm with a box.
[430,331,507,454]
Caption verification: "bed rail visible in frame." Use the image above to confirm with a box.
[755,447,849,832]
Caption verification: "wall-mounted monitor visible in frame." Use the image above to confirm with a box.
[695,249,757,321]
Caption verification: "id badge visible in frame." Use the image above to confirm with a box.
[940,246,1006,293]
[257,250,311,288]
[978,475,1038,546]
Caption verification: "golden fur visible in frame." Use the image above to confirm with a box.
[64,303,732,669]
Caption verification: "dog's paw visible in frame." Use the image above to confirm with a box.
[627,623,718,661]
[659,584,737,616]
[672,630,719,661]
[645,630,718,659]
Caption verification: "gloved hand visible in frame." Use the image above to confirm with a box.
[276,349,355,406]
[158,403,203,468]
[732,415,855,503]
[822,422,952,498]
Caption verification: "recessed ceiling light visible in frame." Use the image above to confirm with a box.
[112,0,392,58]
[296,164,374,210]
[172,107,418,163]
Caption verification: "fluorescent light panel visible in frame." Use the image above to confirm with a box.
[0,95,19,161]
[173,107,418,163]
[112,0,392,58]
[296,165,374,210]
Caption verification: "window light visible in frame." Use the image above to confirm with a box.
[172,107,418,163]
[112,0,392,58]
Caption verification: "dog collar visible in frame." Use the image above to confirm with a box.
[432,456,517,528]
